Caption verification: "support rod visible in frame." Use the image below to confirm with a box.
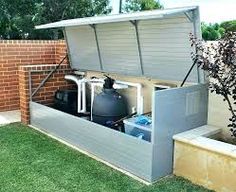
[130,20,144,75]
[119,0,123,13]
[31,55,67,97]
[90,24,103,71]
[184,12,193,22]
[180,59,197,87]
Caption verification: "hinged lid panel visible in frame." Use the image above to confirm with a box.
[36,6,202,82]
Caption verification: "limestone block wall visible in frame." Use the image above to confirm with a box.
[174,126,236,192]
[174,141,236,192]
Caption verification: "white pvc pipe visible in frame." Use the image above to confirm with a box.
[115,80,143,114]
[65,75,87,113]
[81,81,86,113]
[65,75,143,115]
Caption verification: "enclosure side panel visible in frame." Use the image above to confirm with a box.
[151,84,208,181]
[96,22,142,76]
[139,14,196,82]
[65,26,101,71]
[30,102,153,181]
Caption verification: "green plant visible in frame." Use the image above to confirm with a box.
[0,0,111,40]
[190,32,236,136]
[221,20,236,33]
[123,0,163,12]
[201,22,225,41]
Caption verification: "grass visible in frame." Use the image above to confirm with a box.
[0,123,213,192]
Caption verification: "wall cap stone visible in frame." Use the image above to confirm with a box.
[173,125,236,159]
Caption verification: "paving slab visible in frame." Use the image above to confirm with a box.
[0,110,21,125]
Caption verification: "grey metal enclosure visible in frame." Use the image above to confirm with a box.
[32,6,208,182]
[30,84,208,182]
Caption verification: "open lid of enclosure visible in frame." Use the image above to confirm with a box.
[36,6,203,82]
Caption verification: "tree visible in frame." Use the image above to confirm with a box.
[0,0,38,39]
[190,32,236,137]
[0,0,111,40]
[201,22,225,41]
[123,0,163,12]
[221,20,236,33]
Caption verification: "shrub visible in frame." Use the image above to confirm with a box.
[190,32,236,136]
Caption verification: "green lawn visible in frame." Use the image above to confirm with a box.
[0,123,213,192]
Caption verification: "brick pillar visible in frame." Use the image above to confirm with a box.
[18,64,74,125]
[19,66,30,124]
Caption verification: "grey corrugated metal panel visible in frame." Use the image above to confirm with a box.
[153,83,208,142]
[141,39,191,45]
[138,16,191,25]
[96,22,141,75]
[35,6,198,29]
[140,31,192,36]
[143,52,192,58]
[30,102,153,182]
[140,22,192,29]
[97,26,191,35]
[65,26,101,71]
[140,15,188,24]
[141,46,191,52]
[140,28,192,37]
[144,69,197,82]
[193,7,204,83]
[138,17,194,81]
[142,60,196,82]
[150,84,208,180]
[139,33,192,43]
[43,6,199,82]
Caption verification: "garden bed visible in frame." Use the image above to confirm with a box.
[173,125,236,192]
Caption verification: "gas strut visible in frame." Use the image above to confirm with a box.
[31,54,68,97]
[180,59,198,87]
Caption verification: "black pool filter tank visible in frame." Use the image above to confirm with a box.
[92,76,128,127]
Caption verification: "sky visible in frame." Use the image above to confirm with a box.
[110,0,236,23]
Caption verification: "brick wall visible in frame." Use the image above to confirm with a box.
[0,40,67,112]
[19,64,74,124]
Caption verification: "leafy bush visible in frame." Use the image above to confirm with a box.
[221,20,236,33]
[190,32,236,136]
[0,0,111,40]
[201,22,225,41]
[123,0,163,12]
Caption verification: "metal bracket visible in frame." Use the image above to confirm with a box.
[184,11,194,23]
[192,9,201,83]
[90,24,103,71]
[63,29,72,68]
[130,20,144,75]
[182,10,201,84]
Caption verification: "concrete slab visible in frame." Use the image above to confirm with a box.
[0,110,21,125]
